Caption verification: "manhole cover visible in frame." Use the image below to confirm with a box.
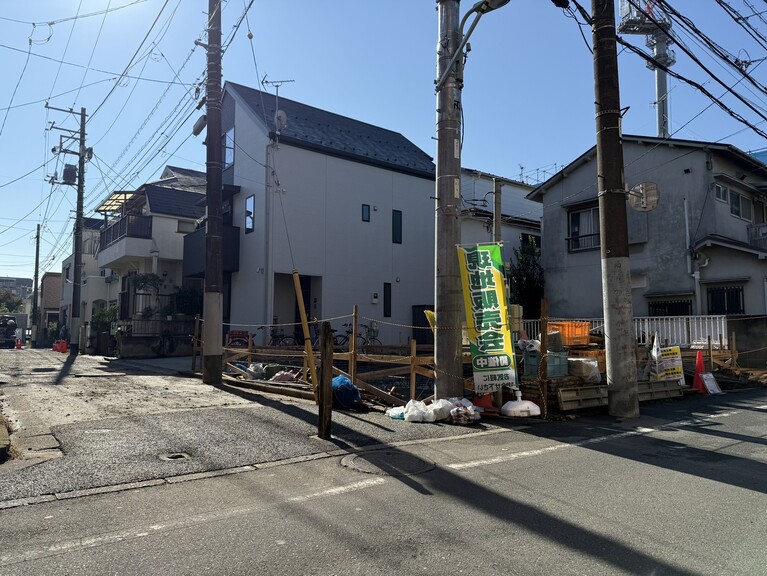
[341,450,435,477]
[159,452,191,461]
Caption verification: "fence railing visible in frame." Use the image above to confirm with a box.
[128,318,195,337]
[522,315,728,349]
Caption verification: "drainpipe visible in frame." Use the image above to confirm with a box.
[764,277,767,315]
[264,143,274,343]
[683,198,691,275]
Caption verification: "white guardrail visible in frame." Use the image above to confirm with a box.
[521,316,728,349]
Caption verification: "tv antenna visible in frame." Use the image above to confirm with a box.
[261,76,294,139]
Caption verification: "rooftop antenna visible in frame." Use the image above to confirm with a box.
[261,75,294,140]
[618,0,676,138]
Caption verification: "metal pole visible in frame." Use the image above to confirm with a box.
[32,223,40,347]
[69,107,86,356]
[203,0,223,385]
[493,177,503,409]
[434,0,464,399]
[653,31,670,138]
[592,0,639,418]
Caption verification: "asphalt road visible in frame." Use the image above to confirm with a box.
[0,349,765,575]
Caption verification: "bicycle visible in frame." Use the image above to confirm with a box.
[334,323,382,353]
[257,325,298,346]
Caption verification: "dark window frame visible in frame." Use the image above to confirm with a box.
[567,205,600,252]
[707,284,745,315]
[392,210,402,244]
[245,195,255,234]
[362,204,370,222]
[383,282,392,318]
[222,127,235,169]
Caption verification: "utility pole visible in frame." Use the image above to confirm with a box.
[46,104,86,356]
[592,0,639,418]
[202,0,223,385]
[32,223,40,348]
[434,0,464,399]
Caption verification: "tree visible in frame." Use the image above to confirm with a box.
[0,289,23,313]
[509,237,544,319]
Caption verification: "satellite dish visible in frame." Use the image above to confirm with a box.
[275,110,287,133]
[628,181,660,212]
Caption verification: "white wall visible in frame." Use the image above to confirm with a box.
[229,116,435,344]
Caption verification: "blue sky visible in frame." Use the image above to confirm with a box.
[1,1,765,281]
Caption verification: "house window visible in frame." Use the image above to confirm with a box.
[362,204,370,222]
[729,191,752,221]
[715,183,728,202]
[568,206,600,251]
[648,299,692,316]
[384,282,392,317]
[392,210,402,244]
[222,127,235,169]
[245,195,255,233]
[177,221,195,233]
[707,284,744,315]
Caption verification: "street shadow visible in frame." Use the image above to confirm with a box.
[52,354,77,386]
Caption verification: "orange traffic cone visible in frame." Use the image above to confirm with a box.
[693,351,707,394]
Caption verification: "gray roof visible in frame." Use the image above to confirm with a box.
[528,134,767,201]
[83,217,103,230]
[144,184,205,219]
[226,82,435,180]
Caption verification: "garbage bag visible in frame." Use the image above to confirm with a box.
[332,375,362,409]
[404,399,431,422]
[385,406,406,420]
[428,398,455,421]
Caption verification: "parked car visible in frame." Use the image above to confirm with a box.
[0,315,18,348]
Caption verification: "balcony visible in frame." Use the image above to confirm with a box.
[747,223,767,251]
[100,214,152,248]
[98,215,153,269]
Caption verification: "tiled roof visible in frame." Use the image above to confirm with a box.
[144,184,205,219]
[226,82,435,179]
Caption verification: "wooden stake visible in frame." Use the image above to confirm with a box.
[318,321,333,439]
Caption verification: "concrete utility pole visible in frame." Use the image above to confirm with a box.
[202,0,224,385]
[592,0,639,418]
[32,223,40,348]
[45,103,86,356]
[434,0,510,399]
[434,0,464,399]
[70,107,86,356]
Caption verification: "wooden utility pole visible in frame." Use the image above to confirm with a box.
[592,0,639,417]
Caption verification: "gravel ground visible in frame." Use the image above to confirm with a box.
[0,348,500,502]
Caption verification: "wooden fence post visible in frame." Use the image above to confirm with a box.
[318,321,333,439]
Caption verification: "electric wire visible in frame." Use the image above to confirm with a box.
[0,39,31,138]
[47,0,83,103]
[71,0,112,107]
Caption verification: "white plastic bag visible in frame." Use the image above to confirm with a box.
[428,398,455,421]
[385,406,405,420]
[404,399,429,422]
